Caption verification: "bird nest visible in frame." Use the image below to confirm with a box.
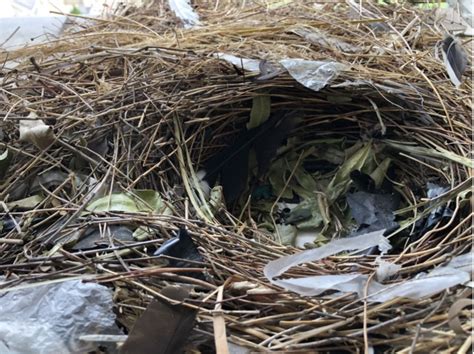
[0,1,472,352]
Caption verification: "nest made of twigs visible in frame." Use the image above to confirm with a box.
[0,1,472,353]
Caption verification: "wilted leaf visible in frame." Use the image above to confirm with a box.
[285,197,323,229]
[247,94,271,129]
[268,159,293,199]
[19,112,55,149]
[71,225,134,251]
[385,140,473,168]
[133,226,157,241]
[209,185,224,211]
[370,158,391,189]
[119,286,197,354]
[86,190,170,214]
[326,143,372,202]
[7,194,44,210]
[275,224,297,246]
[294,168,318,195]
[30,170,80,194]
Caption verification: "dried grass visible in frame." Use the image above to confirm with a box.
[0,0,472,352]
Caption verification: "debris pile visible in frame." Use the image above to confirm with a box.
[0,1,472,352]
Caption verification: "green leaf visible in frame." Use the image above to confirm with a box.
[294,168,317,194]
[370,157,391,189]
[7,194,44,210]
[247,95,271,130]
[326,143,372,202]
[268,159,293,199]
[209,185,224,211]
[275,224,297,246]
[286,197,323,229]
[385,140,474,168]
[86,190,170,214]
[133,226,156,241]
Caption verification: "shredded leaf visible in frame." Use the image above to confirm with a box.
[247,94,271,129]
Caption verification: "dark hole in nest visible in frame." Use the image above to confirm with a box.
[187,87,457,252]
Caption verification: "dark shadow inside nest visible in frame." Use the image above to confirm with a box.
[190,91,453,253]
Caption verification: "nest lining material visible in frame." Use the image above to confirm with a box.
[0,1,472,352]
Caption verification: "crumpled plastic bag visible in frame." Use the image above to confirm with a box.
[264,230,472,302]
[168,0,201,28]
[264,230,390,297]
[213,53,262,73]
[0,279,120,354]
[214,54,346,92]
[279,59,346,91]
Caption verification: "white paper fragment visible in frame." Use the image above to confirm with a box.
[279,59,346,91]
[213,53,262,73]
[264,232,473,302]
[19,112,55,149]
[375,257,401,282]
[168,0,201,28]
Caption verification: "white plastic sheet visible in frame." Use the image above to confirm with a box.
[169,0,201,28]
[213,53,262,73]
[264,230,472,302]
[0,279,120,354]
[264,230,390,297]
[214,54,346,92]
[279,59,346,91]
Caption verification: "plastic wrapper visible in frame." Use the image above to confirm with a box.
[264,230,472,302]
[279,59,346,91]
[214,55,346,92]
[213,53,262,73]
[0,279,120,354]
[168,0,201,28]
